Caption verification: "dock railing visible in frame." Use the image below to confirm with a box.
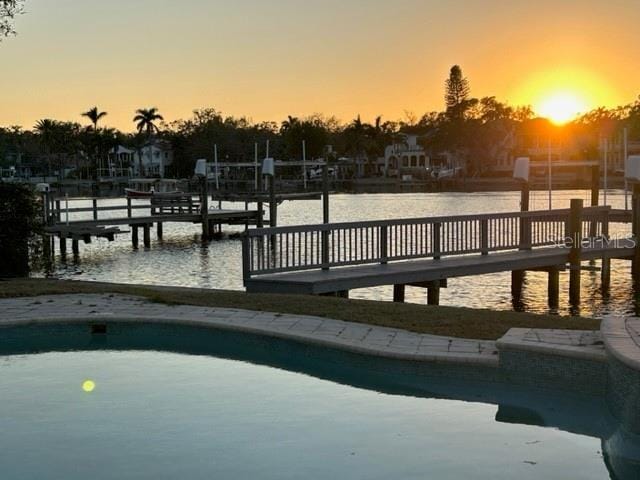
[48,194,200,224]
[242,206,614,281]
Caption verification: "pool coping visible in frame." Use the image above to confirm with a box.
[3,314,502,367]
[0,293,610,369]
[497,328,606,363]
[601,317,640,370]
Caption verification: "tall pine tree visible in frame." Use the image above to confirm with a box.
[445,65,471,119]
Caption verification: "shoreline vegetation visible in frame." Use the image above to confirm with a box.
[0,279,600,340]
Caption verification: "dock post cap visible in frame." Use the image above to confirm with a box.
[625,155,640,182]
[194,159,207,177]
[513,157,530,183]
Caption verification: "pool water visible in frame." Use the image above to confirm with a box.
[0,349,614,480]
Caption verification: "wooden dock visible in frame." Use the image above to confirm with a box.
[244,244,633,296]
[243,202,637,308]
[43,193,259,252]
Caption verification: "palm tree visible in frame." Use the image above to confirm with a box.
[81,107,107,178]
[133,108,164,177]
[133,107,164,137]
[34,119,57,178]
[81,106,108,130]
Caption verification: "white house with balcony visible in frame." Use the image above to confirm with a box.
[107,141,173,178]
[134,141,173,178]
[380,134,429,177]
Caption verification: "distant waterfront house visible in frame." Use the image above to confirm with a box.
[494,118,638,178]
[109,146,135,168]
[110,141,173,178]
[333,157,367,179]
[605,139,640,173]
[0,154,32,180]
[104,146,135,179]
[136,141,173,178]
[382,134,429,177]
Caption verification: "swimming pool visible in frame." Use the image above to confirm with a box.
[0,323,637,479]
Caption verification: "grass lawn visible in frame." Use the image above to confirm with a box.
[0,278,600,340]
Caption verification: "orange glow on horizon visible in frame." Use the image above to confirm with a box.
[0,3,637,130]
[509,67,617,125]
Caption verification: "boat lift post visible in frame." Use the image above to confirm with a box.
[254,143,259,191]
[547,136,552,210]
[604,137,608,206]
[195,159,210,240]
[214,144,220,191]
[302,140,307,191]
[625,128,629,210]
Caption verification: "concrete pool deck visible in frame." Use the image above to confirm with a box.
[0,293,605,367]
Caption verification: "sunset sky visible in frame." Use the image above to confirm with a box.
[1,0,638,130]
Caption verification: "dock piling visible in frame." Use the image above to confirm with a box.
[511,270,525,299]
[201,178,210,240]
[143,224,151,248]
[548,267,560,309]
[393,284,406,303]
[131,226,139,248]
[157,222,163,240]
[427,281,440,305]
[257,202,264,228]
[59,234,67,257]
[519,183,531,249]
[321,164,330,270]
[590,164,600,237]
[568,198,584,307]
[591,164,600,207]
[268,175,277,227]
[601,207,610,292]
[601,257,611,292]
[322,164,329,224]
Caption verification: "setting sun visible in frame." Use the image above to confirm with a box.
[536,92,587,124]
[509,67,617,126]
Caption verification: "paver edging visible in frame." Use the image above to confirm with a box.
[497,328,606,363]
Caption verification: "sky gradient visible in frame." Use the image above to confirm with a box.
[1,0,638,130]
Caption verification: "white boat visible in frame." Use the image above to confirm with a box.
[431,167,462,180]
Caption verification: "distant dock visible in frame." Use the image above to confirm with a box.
[42,193,259,253]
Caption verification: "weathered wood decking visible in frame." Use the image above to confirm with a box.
[245,243,633,295]
[46,209,255,228]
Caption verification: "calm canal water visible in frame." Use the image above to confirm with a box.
[39,190,637,318]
